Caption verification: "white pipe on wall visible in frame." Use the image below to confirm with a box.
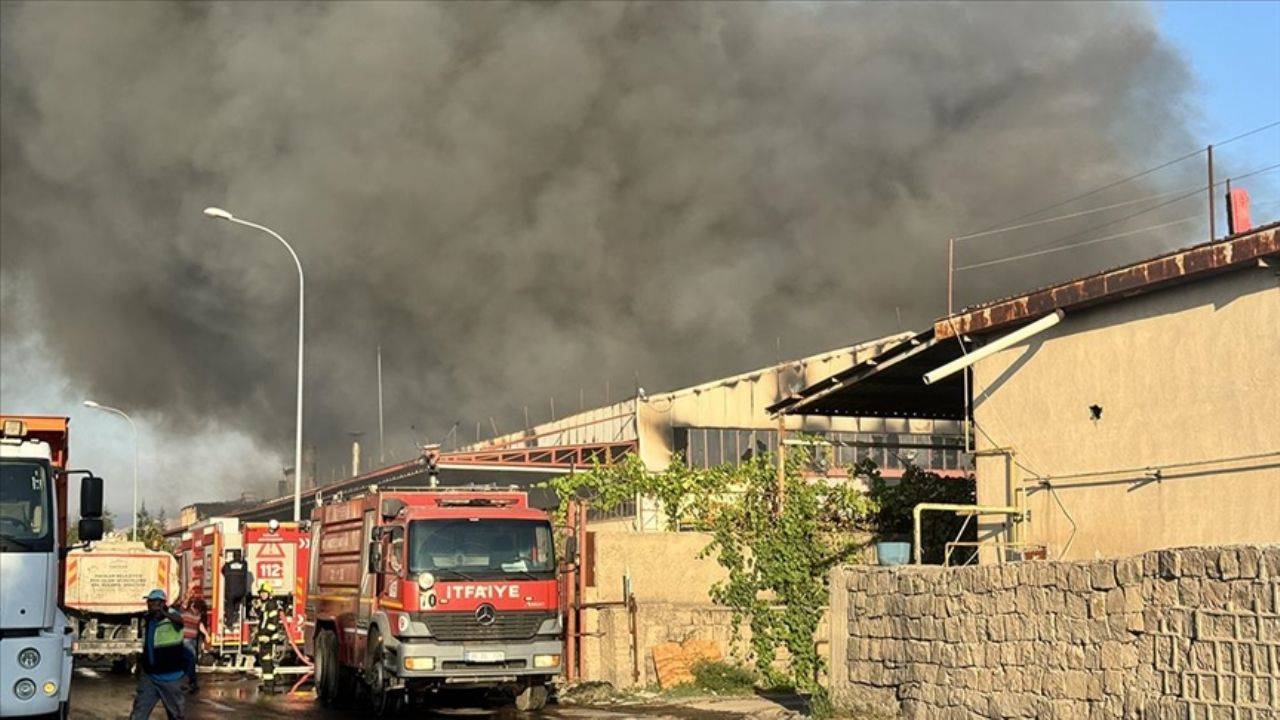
[923,310,1065,386]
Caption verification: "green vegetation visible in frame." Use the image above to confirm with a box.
[548,447,975,700]
[690,660,758,695]
[861,458,975,564]
[548,447,873,692]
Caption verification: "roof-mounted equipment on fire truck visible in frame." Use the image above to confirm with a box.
[436,497,519,508]
[380,497,407,520]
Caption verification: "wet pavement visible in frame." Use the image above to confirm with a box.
[67,666,800,720]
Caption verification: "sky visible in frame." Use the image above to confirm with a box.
[1155,1,1280,211]
[1,1,1277,529]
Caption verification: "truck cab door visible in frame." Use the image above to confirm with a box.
[356,510,376,640]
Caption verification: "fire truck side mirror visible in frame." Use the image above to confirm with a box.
[78,518,105,543]
[80,475,104,518]
[368,541,383,573]
[564,536,578,566]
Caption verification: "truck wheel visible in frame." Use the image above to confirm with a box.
[514,683,548,712]
[365,633,401,717]
[314,629,339,707]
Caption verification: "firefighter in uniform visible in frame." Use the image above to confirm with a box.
[250,581,285,692]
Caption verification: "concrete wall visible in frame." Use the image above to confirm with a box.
[970,267,1280,561]
[586,531,726,605]
[586,602,743,688]
[830,545,1280,719]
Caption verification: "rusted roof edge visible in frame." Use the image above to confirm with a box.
[936,223,1279,339]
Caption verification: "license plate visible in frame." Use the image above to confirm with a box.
[464,651,506,663]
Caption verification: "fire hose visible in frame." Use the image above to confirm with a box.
[282,614,314,695]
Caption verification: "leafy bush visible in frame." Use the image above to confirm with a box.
[857,459,976,564]
[691,660,757,695]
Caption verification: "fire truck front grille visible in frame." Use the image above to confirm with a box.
[416,611,552,641]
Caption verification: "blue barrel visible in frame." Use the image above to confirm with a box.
[875,541,912,566]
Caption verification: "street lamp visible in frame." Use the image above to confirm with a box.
[203,207,305,522]
[83,400,138,541]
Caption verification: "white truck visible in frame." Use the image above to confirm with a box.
[1,416,105,720]
[64,540,179,673]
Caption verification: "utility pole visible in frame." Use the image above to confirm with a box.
[377,345,385,464]
[1207,145,1216,242]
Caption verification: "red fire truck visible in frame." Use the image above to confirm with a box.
[178,518,310,665]
[305,487,566,715]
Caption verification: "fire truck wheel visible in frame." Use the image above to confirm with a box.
[315,629,340,707]
[365,632,402,717]
[514,683,548,712]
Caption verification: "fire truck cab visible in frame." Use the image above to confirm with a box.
[305,487,564,714]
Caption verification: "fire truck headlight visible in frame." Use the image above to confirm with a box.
[404,657,435,671]
[43,681,58,696]
[396,614,410,634]
[417,572,435,590]
[17,648,40,669]
[13,679,36,700]
[533,654,561,669]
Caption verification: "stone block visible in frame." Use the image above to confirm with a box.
[1201,579,1229,608]
[1151,578,1178,606]
[1177,577,1202,606]
[1238,546,1261,579]
[1111,557,1138,586]
[1103,669,1125,694]
[1065,593,1089,619]
[1181,548,1207,578]
[1156,550,1181,579]
[1202,548,1224,580]
[1218,549,1240,580]
[1104,588,1126,614]
[1060,670,1091,700]
[1089,561,1117,590]
[1068,566,1093,593]
[1087,594,1106,619]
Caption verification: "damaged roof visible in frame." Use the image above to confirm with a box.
[766,328,969,419]
[773,222,1279,418]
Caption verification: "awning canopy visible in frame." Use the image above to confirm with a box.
[768,329,969,420]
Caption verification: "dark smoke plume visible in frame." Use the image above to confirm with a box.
[2,2,1198,483]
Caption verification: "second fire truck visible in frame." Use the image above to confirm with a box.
[305,487,566,714]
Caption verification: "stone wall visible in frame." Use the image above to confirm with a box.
[830,546,1280,719]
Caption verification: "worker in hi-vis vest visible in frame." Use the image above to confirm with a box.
[130,589,189,720]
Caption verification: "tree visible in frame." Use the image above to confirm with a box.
[132,502,173,552]
[858,459,976,564]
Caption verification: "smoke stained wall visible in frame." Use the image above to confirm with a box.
[1,2,1201,485]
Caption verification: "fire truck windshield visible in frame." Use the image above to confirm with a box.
[0,460,54,552]
[408,519,555,579]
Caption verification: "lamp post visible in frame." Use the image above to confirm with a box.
[82,400,138,541]
[203,207,305,522]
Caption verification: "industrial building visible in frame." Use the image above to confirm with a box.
[453,331,969,531]
[774,221,1280,562]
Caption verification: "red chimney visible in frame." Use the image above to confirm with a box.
[1226,187,1252,236]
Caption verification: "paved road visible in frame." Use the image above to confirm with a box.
[67,667,790,720]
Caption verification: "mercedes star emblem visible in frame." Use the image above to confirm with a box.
[475,604,496,626]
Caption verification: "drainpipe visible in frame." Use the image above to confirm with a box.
[913,503,1024,565]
